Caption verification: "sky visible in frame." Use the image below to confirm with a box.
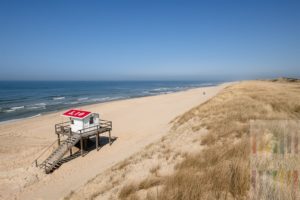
[0,0,299,81]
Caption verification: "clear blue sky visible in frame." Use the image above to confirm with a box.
[0,0,299,81]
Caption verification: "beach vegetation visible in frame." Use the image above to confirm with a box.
[158,80,300,200]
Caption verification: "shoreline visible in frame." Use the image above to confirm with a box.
[0,82,232,200]
[0,83,221,125]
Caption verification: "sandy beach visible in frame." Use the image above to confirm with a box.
[1,1,297,199]
[0,82,231,200]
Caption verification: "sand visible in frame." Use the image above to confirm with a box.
[0,82,232,200]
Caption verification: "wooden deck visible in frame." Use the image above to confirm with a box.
[55,119,112,137]
[36,119,112,173]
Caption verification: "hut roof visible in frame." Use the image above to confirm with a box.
[62,109,92,119]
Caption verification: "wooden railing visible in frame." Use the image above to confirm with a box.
[32,139,59,167]
[100,119,112,130]
[55,121,71,135]
[79,120,112,137]
[55,120,112,135]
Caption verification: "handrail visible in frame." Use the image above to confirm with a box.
[99,120,112,127]
[55,124,70,129]
[77,121,112,137]
[80,121,112,131]
[55,121,70,125]
[55,122,70,129]
[55,122,71,135]
[79,125,99,136]
[32,139,58,167]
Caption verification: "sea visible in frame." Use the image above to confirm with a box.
[0,81,220,123]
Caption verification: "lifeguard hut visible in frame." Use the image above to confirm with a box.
[36,109,112,173]
[63,109,100,133]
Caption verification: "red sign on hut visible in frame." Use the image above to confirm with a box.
[62,109,91,119]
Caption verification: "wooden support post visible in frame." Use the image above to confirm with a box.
[84,138,87,149]
[69,127,73,159]
[99,133,100,149]
[109,131,111,145]
[80,137,83,157]
[57,134,61,146]
[96,133,99,151]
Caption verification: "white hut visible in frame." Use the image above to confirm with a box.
[62,109,100,133]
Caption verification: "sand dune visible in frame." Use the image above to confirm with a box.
[0,83,231,200]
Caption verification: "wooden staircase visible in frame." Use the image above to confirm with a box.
[34,120,112,174]
[39,134,81,173]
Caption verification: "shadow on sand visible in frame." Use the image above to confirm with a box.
[53,136,117,171]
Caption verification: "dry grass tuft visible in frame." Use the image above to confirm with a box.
[138,176,162,190]
[116,159,132,171]
[119,183,138,199]
[149,164,160,175]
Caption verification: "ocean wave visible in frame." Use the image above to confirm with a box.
[35,103,47,106]
[194,83,215,87]
[108,96,124,101]
[95,97,106,101]
[151,87,170,91]
[26,103,47,110]
[64,96,120,105]
[172,86,189,91]
[149,87,187,94]
[4,106,25,112]
[67,101,79,105]
[3,103,47,113]
[78,97,89,101]
[11,106,25,110]
[53,97,65,100]
[143,90,173,95]
[27,114,41,118]
[88,97,118,102]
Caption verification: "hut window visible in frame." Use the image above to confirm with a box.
[89,117,94,124]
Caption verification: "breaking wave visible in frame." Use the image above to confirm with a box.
[5,106,25,112]
[53,97,65,100]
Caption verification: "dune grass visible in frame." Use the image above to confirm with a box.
[157,80,300,200]
[117,80,300,200]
